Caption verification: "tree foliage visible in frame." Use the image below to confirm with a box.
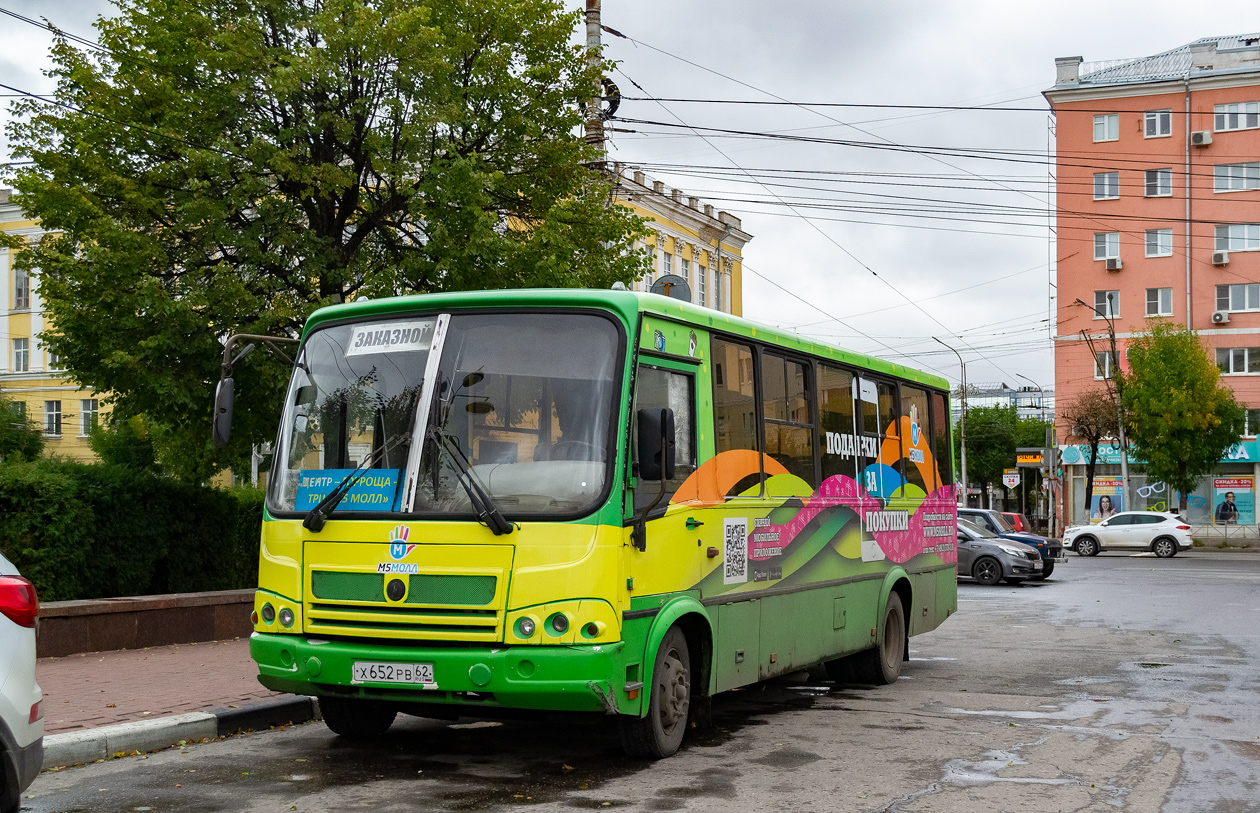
[1060,388,1119,523]
[0,394,45,464]
[956,404,1051,507]
[1122,322,1245,514]
[3,0,649,481]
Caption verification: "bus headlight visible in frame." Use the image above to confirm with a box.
[516,617,536,638]
[279,607,295,627]
[261,603,276,624]
[547,613,570,635]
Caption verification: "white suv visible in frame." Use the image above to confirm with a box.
[0,551,42,813]
[1064,511,1193,558]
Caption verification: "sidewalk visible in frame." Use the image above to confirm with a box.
[36,638,318,768]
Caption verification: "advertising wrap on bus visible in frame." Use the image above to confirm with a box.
[223,289,957,758]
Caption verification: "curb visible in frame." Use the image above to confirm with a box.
[41,697,319,770]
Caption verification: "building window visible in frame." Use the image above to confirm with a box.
[663,251,673,276]
[1214,101,1260,132]
[12,339,29,373]
[1094,351,1119,380]
[44,400,61,437]
[80,399,99,436]
[46,350,61,371]
[1214,162,1260,193]
[1217,347,1260,375]
[1093,113,1119,142]
[680,258,690,300]
[1146,287,1173,316]
[13,267,30,310]
[698,264,707,306]
[1215,223,1260,253]
[1093,171,1119,200]
[1144,228,1173,257]
[1217,283,1260,312]
[1247,408,1260,436]
[1094,290,1119,318]
[1144,109,1172,138]
[1093,232,1120,260]
[1144,168,1172,197]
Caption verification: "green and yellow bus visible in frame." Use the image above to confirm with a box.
[217,289,957,757]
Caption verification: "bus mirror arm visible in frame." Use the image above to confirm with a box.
[631,408,676,551]
[212,333,300,448]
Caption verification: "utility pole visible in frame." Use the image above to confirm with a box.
[1075,295,1132,511]
[584,0,605,156]
[934,338,967,508]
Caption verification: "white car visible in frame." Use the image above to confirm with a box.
[1064,511,1193,558]
[0,551,42,813]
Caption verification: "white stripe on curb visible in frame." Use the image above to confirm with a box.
[42,712,218,768]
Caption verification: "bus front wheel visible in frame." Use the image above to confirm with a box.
[319,697,397,740]
[620,626,691,758]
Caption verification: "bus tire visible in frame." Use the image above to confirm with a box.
[848,592,906,686]
[619,626,691,758]
[319,697,397,740]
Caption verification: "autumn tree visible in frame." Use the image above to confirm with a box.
[2,0,648,481]
[1122,322,1245,515]
[1060,388,1119,523]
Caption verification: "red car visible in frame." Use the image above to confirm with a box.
[1001,512,1032,533]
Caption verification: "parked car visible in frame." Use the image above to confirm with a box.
[956,519,1043,586]
[1001,511,1032,533]
[958,507,1066,579]
[0,552,42,813]
[1063,512,1193,558]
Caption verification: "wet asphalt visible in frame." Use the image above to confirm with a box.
[22,550,1260,813]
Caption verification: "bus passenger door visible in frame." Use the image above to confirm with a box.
[628,361,703,596]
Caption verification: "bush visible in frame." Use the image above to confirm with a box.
[0,460,263,601]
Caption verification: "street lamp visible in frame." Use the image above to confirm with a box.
[933,337,967,508]
[1074,295,1132,511]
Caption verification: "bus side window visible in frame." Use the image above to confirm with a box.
[633,365,696,511]
[877,381,905,496]
[930,391,954,491]
[819,363,855,484]
[901,385,933,494]
[712,338,760,496]
[761,353,816,494]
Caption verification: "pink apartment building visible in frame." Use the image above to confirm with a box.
[1047,35,1260,528]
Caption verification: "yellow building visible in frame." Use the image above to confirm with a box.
[1,189,106,461]
[613,165,751,314]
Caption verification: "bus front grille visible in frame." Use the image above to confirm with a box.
[306,571,502,641]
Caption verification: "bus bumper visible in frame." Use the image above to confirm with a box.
[250,633,630,715]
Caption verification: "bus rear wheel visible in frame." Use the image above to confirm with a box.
[319,697,397,740]
[620,626,691,758]
[827,593,905,686]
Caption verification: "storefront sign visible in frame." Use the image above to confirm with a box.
[1060,440,1259,466]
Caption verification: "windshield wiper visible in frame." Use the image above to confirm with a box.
[303,432,411,532]
[428,428,514,536]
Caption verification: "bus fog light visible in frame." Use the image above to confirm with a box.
[582,621,605,639]
[517,617,536,638]
[548,613,569,635]
[261,603,276,623]
[279,607,295,627]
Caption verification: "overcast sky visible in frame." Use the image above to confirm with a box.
[3,1,1258,405]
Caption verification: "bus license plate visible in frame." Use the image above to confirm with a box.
[352,661,436,687]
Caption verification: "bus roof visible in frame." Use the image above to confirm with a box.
[303,289,949,391]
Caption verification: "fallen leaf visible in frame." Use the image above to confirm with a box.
[106,704,116,708]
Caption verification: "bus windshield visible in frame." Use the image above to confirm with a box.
[269,311,621,519]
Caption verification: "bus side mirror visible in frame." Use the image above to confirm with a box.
[637,407,676,481]
[213,377,234,448]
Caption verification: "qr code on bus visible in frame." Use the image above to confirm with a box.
[723,518,749,585]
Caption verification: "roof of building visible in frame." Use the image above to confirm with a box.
[1051,33,1260,92]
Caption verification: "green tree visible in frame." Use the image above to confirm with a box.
[0,394,45,464]
[89,415,158,471]
[1060,388,1118,524]
[1122,322,1245,515]
[3,0,648,482]
[958,404,1016,508]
